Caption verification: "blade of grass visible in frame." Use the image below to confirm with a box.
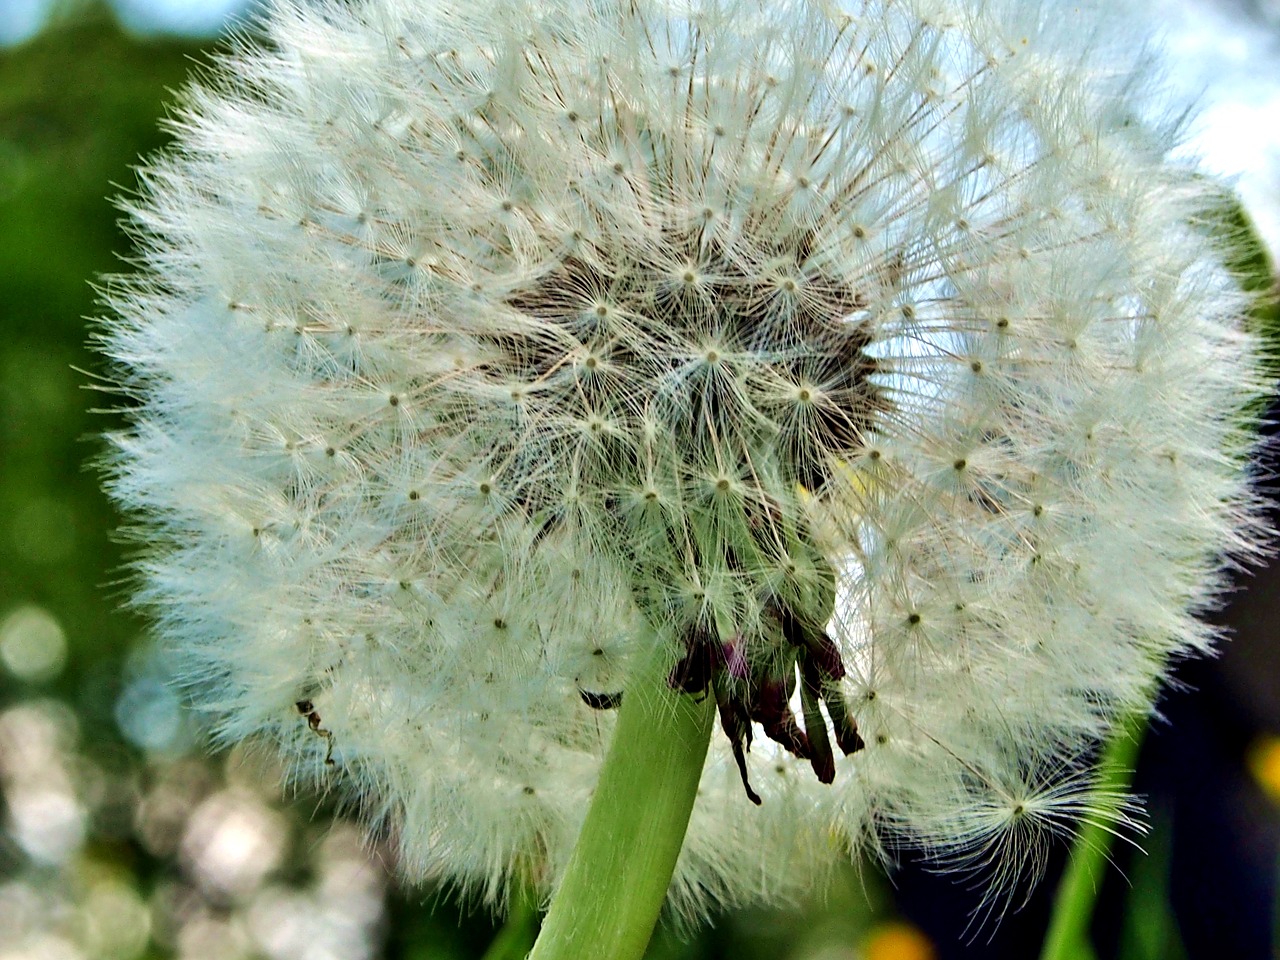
[1040,714,1146,960]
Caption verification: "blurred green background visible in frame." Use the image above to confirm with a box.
[0,4,1277,960]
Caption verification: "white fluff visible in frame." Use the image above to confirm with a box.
[98,0,1267,923]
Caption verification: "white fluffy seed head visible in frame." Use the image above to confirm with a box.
[98,0,1268,922]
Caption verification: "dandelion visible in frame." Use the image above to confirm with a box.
[97,0,1266,953]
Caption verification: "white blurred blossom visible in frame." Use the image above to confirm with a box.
[99,0,1267,920]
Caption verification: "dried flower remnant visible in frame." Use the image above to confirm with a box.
[294,699,336,766]
[99,0,1266,920]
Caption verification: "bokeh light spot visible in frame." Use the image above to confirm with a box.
[6,786,86,865]
[0,605,67,682]
[181,789,288,898]
[115,677,182,752]
[0,703,86,864]
[79,879,151,960]
[1246,734,1280,804]
[864,921,936,960]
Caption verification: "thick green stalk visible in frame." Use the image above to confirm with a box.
[527,637,716,960]
[1039,714,1147,960]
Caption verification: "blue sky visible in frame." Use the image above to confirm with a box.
[1153,0,1280,255]
[0,0,254,44]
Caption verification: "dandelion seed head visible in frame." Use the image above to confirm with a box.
[99,0,1266,922]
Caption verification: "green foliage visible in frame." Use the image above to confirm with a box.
[0,17,200,712]
[1203,188,1280,384]
[1113,810,1188,960]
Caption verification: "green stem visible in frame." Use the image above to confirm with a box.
[527,635,716,960]
[1039,714,1148,960]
